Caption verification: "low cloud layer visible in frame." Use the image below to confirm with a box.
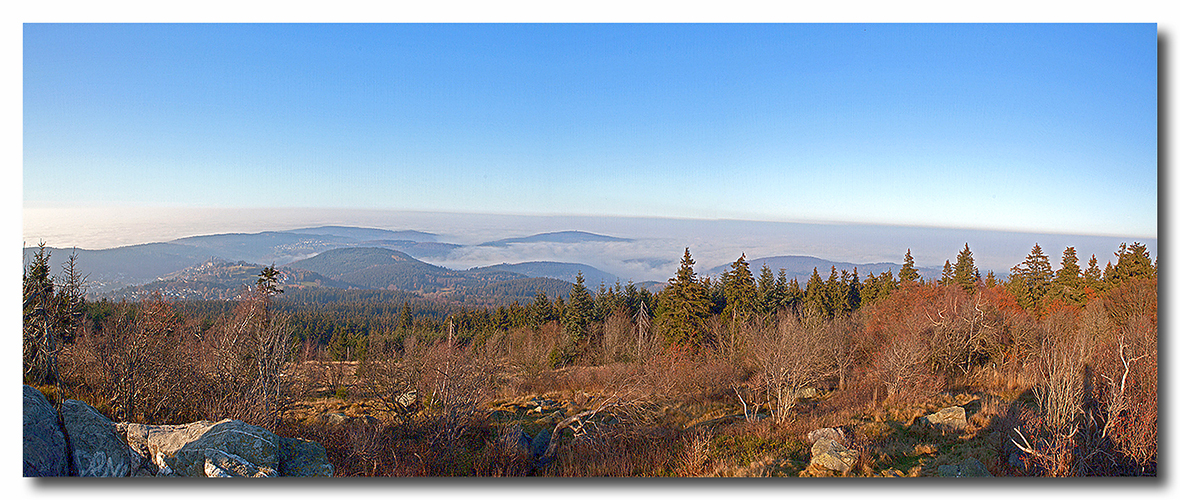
[24,207,1156,284]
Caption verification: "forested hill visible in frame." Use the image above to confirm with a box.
[479,230,631,246]
[105,260,357,301]
[467,261,618,288]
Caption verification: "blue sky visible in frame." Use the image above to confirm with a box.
[23,23,1157,237]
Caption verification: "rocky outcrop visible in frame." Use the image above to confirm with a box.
[120,419,334,477]
[806,427,847,446]
[22,385,333,477]
[60,399,132,477]
[917,406,968,430]
[23,386,68,477]
[809,437,859,473]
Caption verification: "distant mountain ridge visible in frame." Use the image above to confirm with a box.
[283,226,437,242]
[479,230,631,247]
[106,259,357,301]
[467,261,618,288]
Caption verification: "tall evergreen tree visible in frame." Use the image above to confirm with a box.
[1109,242,1155,283]
[528,291,556,328]
[563,271,594,344]
[755,264,779,316]
[781,275,803,312]
[940,260,953,286]
[952,243,979,291]
[1083,255,1104,291]
[723,254,757,325]
[1046,247,1084,306]
[655,249,712,350]
[398,301,413,333]
[803,268,829,317]
[1009,243,1054,313]
[899,249,921,284]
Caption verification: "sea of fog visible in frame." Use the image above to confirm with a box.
[22,207,1157,284]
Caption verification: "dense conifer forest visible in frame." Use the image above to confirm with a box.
[23,241,1157,477]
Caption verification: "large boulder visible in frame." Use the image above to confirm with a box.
[23,386,68,477]
[119,419,333,477]
[60,399,132,477]
[810,437,859,473]
[163,420,281,477]
[918,406,968,430]
[806,427,847,446]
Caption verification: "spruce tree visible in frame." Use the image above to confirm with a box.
[1109,242,1155,283]
[1046,247,1084,306]
[952,243,978,291]
[655,248,711,350]
[755,264,778,315]
[940,260,953,286]
[899,249,920,284]
[564,271,594,344]
[1009,243,1053,313]
[803,267,827,317]
[1083,255,1103,291]
[723,254,757,324]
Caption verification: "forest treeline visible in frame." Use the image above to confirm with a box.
[23,241,1157,476]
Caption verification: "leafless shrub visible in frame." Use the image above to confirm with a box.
[599,307,635,364]
[63,297,207,424]
[747,309,834,422]
[199,290,294,429]
[419,341,497,453]
[355,332,425,419]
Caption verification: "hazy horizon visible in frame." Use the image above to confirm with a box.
[21,206,1157,284]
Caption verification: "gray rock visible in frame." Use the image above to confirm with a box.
[806,427,846,445]
[278,436,334,477]
[203,450,277,477]
[531,427,552,460]
[810,437,859,473]
[166,420,280,477]
[919,406,968,430]
[60,399,131,477]
[938,457,992,477]
[23,386,68,477]
[120,419,333,477]
[119,419,219,476]
[324,412,349,426]
[396,390,418,408]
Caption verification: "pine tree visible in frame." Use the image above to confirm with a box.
[755,264,778,316]
[1083,255,1103,291]
[564,271,594,344]
[398,301,413,333]
[1045,247,1084,306]
[984,270,997,288]
[723,254,757,325]
[803,268,828,317]
[781,275,803,312]
[1109,242,1155,283]
[940,260,953,286]
[655,249,712,350]
[1009,243,1053,313]
[952,243,978,291]
[899,249,920,284]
